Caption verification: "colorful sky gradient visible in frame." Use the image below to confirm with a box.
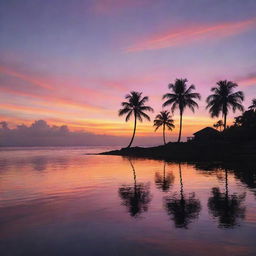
[1,0,256,144]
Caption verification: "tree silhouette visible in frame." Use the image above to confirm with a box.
[153,111,175,145]
[248,98,256,112]
[164,163,201,228]
[155,162,175,192]
[206,80,244,130]
[208,169,246,228]
[118,159,152,217]
[163,78,201,142]
[119,91,153,148]
[213,120,224,131]
[234,110,256,128]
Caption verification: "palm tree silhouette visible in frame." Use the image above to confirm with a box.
[164,163,201,228]
[248,98,256,112]
[155,162,175,192]
[153,111,175,145]
[206,80,244,130]
[119,91,153,148]
[213,120,224,131]
[163,79,201,142]
[208,169,246,228]
[118,159,152,217]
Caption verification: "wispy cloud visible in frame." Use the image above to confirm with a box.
[0,65,118,113]
[237,72,256,86]
[126,18,256,52]
[0,66,53,90]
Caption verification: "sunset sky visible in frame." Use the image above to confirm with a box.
[1,0,256,143]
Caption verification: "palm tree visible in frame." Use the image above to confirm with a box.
[206,80,244,130]
[163,78,201,142]
[164,163,201,228]
[155,162,175,192]
[153,110,175,145]
[213,120,224,131]
[118,159,152,217]
[208,169,245,228]
[119,91,154,148]
[248,98,256,112]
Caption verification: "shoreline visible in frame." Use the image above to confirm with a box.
[100,141,256,162]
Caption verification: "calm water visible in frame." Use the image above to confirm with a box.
[0,147,256,256]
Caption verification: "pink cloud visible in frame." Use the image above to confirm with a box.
[0,66,53,90]
[126,18,256,52]
[237,72,256,86]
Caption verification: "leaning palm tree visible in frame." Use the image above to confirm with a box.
[153,110,175,145]
[248,98,256,112]
[119,91,153,148]
[213,120,224,131]
[118,159,152,217]
[206,80,244,130]
[163,78,201,142]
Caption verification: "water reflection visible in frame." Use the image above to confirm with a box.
[164,163,201,229]
[195,161,256,198]
[155,162,175,192]
[118,159,152,218]
[208,169,246,228]
[232,163,256,199]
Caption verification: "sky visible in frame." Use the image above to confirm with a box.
[1,0,256,145]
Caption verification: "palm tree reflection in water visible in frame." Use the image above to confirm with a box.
[118,159,152,218]
[155,162,175,192]
[208,169,246,228]
[164,163,201,229]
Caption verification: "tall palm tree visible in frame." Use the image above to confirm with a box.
[118,159,152,217]
[213,120,224,131]
[153,110,175,145]
[208,169,245,228]
[119,91,153,148]
[248,98,256,112]
[164,163,201,228]
[206,80,244,130]
[163,78,201,142]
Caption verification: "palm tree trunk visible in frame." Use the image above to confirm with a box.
[163,162,166,180]
[177,111,183,142]
[129,160,137,193]
[127,114,137,148]
[163,124,166,145]
[179,163,184,200]
[224,113,227,130]
[225,169,228,198]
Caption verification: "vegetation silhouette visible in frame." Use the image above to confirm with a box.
[233,109,256,128]
[232,163,256,199]
[194,161,256,199]
[164,163,201,228]
[206,80,244,130]
[153,111,175,145]
[248,98,256,112]
[208,169,246,228]
[155,162,175,192]
[119,91,153,148]
[118,159,152,217]
[213,120,224,131]
[103,79,256,161]
[163,78,201,142]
